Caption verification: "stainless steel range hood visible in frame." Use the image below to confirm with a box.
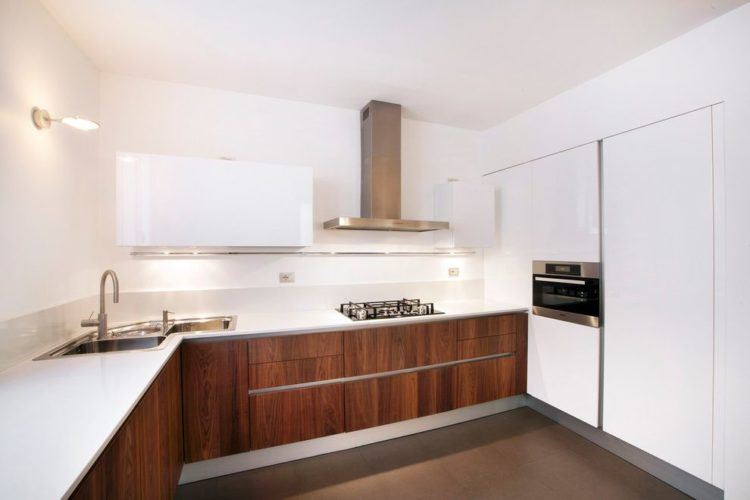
[323,100,449,232]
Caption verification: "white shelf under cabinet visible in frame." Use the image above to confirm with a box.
[116,153,313,247]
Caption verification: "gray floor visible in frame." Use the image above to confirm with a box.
[177,407,689,499]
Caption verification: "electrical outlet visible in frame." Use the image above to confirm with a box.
[279,272,295,283]
[448,267,460,277]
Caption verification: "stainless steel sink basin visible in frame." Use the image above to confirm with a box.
[64,336,166,355]
[109,322,164,337]
[35,314,237,360]
[166,316,236,334]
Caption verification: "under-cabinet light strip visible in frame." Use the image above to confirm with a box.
[129,250,476,257]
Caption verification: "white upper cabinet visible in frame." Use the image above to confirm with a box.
[116,153,313,247]
[530,143,599,262]
[434,180,495,248]
[602,108,715,483]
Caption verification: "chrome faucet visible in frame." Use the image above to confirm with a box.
[162,309,173,334]
[81,270,120,339]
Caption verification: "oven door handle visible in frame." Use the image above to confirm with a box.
[534,276,586,285]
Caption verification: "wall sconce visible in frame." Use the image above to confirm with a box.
[31,107,99,131]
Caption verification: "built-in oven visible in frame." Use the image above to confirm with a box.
[532,261,600,327]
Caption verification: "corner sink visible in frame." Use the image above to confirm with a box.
[63,336,166,355]
[35,314,237,360]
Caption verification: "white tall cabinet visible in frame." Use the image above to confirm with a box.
[486,143,601,426]
[602,107,716,483]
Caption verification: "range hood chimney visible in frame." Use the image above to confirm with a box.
[323,100,449,232]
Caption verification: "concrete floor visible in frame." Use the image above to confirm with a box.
[177,407,688,499]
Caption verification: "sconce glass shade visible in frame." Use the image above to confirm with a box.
[31,107,99,131]
[61,116,99,131]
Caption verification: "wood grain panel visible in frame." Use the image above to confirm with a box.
[514,313,528,394]
[343,328,379,376]
[249,355,343,389]
[71,350,183,499]
[345,373,418,431]
[417,366,457,416]
[249,332,343,364]
[344,321,457,376]
[455,356,517,408]
[182,340,250,462]
[250,384,344,449]
[458,335,516,359]
[457,314,517,340]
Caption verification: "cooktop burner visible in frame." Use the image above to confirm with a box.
[338,299,444,321]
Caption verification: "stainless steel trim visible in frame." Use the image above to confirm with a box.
[360,100,401,219]
[325,100,450,232]
[532,306,600,328]
[534,277,586,285]
[532,260,600,278]
[323,216,449,232]
[247,352,514,395]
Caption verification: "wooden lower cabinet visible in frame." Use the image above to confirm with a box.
[182,340,250,462]
[250,384,344,449]
[345,372,418,431]
[178,313,528,460]
[249,355,343,390]
[344,321,457,376]
[345,366,458,432]
[71,350,183,499]
[456,356,516,408]
[249,331,343,364]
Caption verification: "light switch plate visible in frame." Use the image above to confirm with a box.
[448,267,460,277]
[279,272,295,283]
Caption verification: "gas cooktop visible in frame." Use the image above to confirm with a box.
[338,299,444,321]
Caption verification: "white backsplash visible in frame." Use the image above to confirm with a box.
[0,280,483,373]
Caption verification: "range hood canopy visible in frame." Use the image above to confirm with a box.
[323,100,449,232]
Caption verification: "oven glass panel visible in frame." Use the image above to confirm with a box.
[533,276,599,317]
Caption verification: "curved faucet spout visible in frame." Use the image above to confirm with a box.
[99,269,120,314]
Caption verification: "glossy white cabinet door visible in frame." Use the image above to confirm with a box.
[483,164,533,305]
[530,143,599,262]
[602,108,714,482]
[528,315,600,426]
[434,181,495,248]
[117,153,313,247]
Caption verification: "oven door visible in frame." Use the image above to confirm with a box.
[532,274,600,327]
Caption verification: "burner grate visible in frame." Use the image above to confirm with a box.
[339,298,442,321]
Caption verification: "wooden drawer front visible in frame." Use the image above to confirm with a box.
[417,366,458,417]
[249,355,343,390]
[456,356,516,408]
[250,384,344,449]
[345,373,419,431]
[457,314,516,340]
[249,331,343,364]
[458,335,516,360]
[344,321,457,376]
[182,340,250,463]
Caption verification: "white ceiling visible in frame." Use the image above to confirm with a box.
[41,0,746,130]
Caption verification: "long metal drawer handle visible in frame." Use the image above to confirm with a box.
[534,277,586,285]
[247,351,515,395]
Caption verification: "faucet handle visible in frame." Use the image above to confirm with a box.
[81,311,98,328]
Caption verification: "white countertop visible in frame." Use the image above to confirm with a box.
[0,300,526,499]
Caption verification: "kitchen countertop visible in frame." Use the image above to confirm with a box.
[0,299,526,499]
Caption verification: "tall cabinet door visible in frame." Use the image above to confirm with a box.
[602,108,714,482]
[530,142,600,262]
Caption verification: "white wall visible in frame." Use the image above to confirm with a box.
[0,0,101,322]
[479,5,750,497]
[98,75,483,293]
